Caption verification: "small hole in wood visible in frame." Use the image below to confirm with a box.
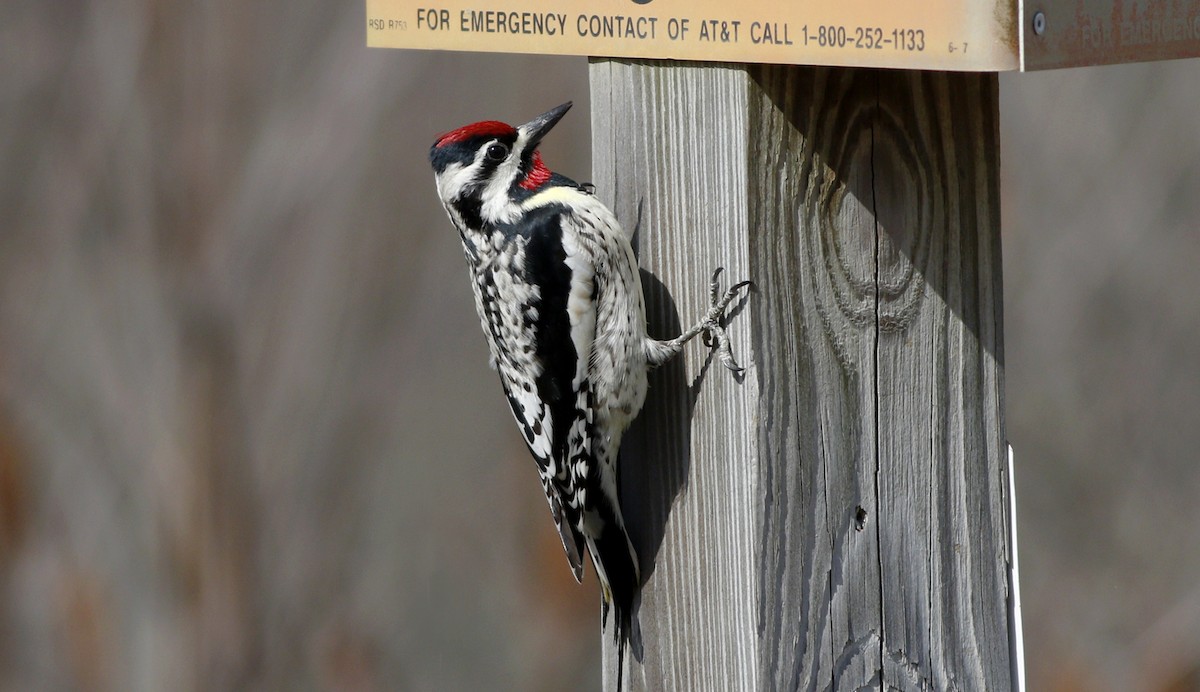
[854,506,868,531]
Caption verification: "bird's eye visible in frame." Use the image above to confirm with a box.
[485,143,509,162]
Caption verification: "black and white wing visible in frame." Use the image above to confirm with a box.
[493,202,597,583]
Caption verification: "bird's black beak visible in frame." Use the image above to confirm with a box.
[519,102,572,150]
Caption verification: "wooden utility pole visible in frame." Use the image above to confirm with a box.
[592,61,1012,690]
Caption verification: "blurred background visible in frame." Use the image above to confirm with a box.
[0,2,1197,690]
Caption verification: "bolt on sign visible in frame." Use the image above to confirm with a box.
[367,0,1200,70]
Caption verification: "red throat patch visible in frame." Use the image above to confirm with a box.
[434,120,516,147]
[519,151,552,190]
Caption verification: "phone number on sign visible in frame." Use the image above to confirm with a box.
[802,25,927,51]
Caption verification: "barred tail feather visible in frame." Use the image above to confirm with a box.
[588,517,639,692]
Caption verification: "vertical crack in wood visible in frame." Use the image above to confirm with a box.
[870,69,886,691]
[810,66,840,692]
[926,74,938,686]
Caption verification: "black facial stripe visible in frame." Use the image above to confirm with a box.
[429,133,518,174]
[453,196,485,233]
[477,143,505,178]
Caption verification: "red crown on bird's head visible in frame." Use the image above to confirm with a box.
[433,120,516,148]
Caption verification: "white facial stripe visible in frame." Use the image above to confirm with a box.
[480,133,529,224]
[435,138,513,205]
[436,161,475,203]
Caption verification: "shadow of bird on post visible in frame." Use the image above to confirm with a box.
[612,200,753,665]
[618,267,694,590]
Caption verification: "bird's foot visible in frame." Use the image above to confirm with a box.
[700,267,753,374]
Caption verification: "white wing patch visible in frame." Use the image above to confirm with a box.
[560,227,597,390]
[522,185,591,211]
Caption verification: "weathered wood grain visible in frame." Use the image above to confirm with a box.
[590,61,1012,691]
[591,61,760,692]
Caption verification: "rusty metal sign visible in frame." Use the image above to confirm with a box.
[1021,0,1200,69]
[366,0,1200,71]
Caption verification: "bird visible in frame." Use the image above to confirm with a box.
[428,101,750,688]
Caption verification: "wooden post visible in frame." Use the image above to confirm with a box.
[590,61,1012,690]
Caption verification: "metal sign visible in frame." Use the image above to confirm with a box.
[1021,0,1200,69]
[366,0,1200,71]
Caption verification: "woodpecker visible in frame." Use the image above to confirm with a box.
[428,102,749,686]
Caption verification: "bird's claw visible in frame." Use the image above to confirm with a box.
[704,320,744,374]
[703,267,753,373]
